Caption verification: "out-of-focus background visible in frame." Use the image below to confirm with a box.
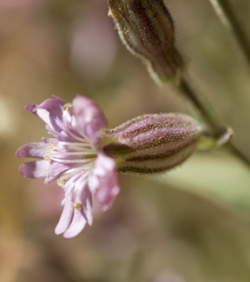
[1,0,250,281]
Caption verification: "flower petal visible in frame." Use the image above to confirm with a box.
[42,137,58,144]
[63,209,86,238]
[90,154,120,211]
[72,95,107,140]
[29,97,66,137]
[16,142,47,159]
[25,103,38,114]
[74,178,93,226]
[82,188,93,226]
[55,196,74,235]
[19,160,71,183]
[51,95,66,107]
[55,174,78,235]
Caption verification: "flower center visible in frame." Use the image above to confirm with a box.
[43,139,97,188]
[41,104,100,188]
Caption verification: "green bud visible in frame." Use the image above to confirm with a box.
[108,0,184,84]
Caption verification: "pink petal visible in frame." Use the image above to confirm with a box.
[72,95,107,140]
[91,154,120,211]
[19,160,71,183]
[29,98,65,136]
[55,173,85,236]
[52,95,66,107]
[36,98,64,120]
[69,175,93,225]
[16,142,47,158]
[25,103,38,114]
[42,137,58,144]
[63,209,86,238]
[74,180,93,226]
[82,188,93,225]
[55,197,74,235]
[36,108,62,134]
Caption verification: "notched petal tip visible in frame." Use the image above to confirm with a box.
[16,147,23,158]
[19,163,32,178]
[16,142,47,159]
[62,210,87,238]
[55,200,74,235]
[25,103,38,113]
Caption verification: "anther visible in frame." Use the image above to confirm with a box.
[47,142,56,151]
[63,103,72,111]
[43,152,51,161]
[72,202,82,209]
[57,177,66,187]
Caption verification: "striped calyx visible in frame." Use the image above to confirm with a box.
[102,113,202,175]
[108,0,184,83]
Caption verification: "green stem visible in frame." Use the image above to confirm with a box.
[228,143,250,167]
[179,77,223,136]
[178,77,250,167]
[208,0,250,69]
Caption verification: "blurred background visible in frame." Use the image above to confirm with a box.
[1,0,250,281]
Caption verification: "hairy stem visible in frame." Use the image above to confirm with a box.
[208,0,250,70]
[178,77,250,167]
[179,78,223,136]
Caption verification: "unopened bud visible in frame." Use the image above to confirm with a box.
[108,0,184,84]
[103,113,202,174]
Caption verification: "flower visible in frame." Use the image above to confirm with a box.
[17,95,202,238]
[16,95,120,238]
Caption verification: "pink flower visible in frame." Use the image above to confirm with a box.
[17,95,120,238]
[17,95,202,238]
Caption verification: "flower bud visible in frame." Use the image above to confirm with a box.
[102,113,202,175]
[108,0,184,83]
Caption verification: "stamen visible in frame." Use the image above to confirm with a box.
[57,177,66,187]
[43,152,51,161]
[49,151,96,157]
[59,164,94,182]
[72,202,82,209]
[49,157,95,163]
[60,141,90,146]
[63,103,72,111]
[62,121,87,143]
[69,145,93,151]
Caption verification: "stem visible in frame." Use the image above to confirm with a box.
[208,0,250,69]
[178,76,250,167]
[179,77,223,136]
[229,143,250,167]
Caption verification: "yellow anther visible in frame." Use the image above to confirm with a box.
[72,202,82,210]
[57,177,66,187]
[43,152,51,161]
[63,103,72,111]
[47,142,56,151]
